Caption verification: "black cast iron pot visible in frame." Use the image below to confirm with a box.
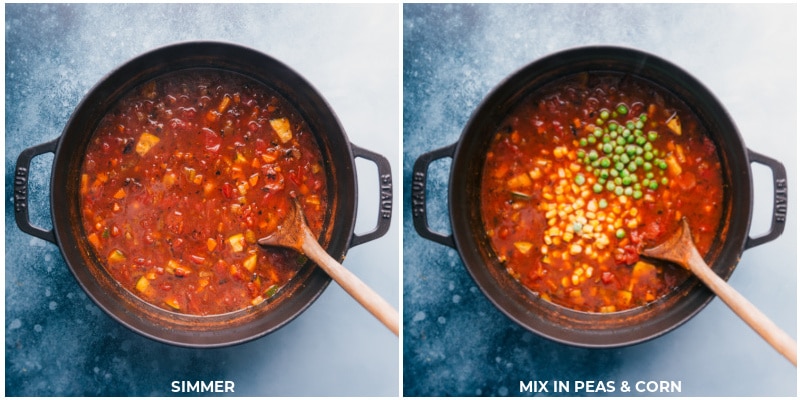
[14,41,393,348]
[411,46,787,348]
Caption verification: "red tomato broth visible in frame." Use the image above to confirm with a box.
[480,72,724,313]
[79,69,328,316]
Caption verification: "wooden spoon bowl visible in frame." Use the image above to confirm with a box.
[259,198,399,336]
[642,218,796,365]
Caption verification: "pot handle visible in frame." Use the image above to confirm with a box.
[411,143,457,248]
[349,144,393,247]
[14,138,58,244]
[745,149,787,249]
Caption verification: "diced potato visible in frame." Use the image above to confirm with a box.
[665,154,682,177]
[135,132,160,156]
[164,297,181,310]
[270,118,293,143]
[163,172,177,187]
[243,253,258,272]
[135,276,150,293]
[107,249,126,263]
[507,173,532,189]
[666,114,682,135]
[166,259,191,276]
[228,233,245,252]
[513,241,533,254]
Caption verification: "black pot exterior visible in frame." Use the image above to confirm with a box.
[413,46,787,347]
[15,41,392,348]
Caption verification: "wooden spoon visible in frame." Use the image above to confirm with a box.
[258,198,399,336]
[642,218,796,366]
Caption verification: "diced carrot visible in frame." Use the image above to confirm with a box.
[113,188,126,199]
[87,232,101,248]
[217,95,231,113]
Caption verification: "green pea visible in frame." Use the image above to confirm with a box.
[620,154,630,164]
[616,137,626,146]
[636,136,647,146]
[633,183,641,191]
[602,135,611,144]
[616,228,626,239]
[644,151,654,161]
[610,169,619,177]
[588,136,597,144]
[649,181,658,190]
[624,187,633,196]
[606,181,616,191]
[593,183,603,193]
[635,156,644,166]
[615,186,624,196]
[577,149,586,159]
[622,176,632,186]
[588,150,599,161]
[596,118,604,126]
[626,121,635,131]
[628,162,638,172]
[603,143,614,153]
[661,177,669,185]
[600,110,610,120]
[639,113,647,122]
[600,158,611,168]
[608,122,618,132]
[599,199,608,209]
[648,131,658,141]
[614,146,625,155]
[617,104,628,115]
[579,138,588,147]
[574,174,586,185]
[635,120,644,130]
[626,145,637,156]
[643,142,653,152]
[594,128,603,137]
[615,162,625,171]
[599,169,609,179]
[658,160,668,170]
[646,172,655,180]
[614,177,623,185]
[632,190,643,200]
[573,223,583,233]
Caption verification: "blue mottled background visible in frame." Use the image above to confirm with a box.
[403,3,796,397]
[5,3,399,396]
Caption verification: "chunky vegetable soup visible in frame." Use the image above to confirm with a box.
[80,69,328,315]
[481,72,724,313]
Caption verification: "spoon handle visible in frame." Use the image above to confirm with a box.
[685,246,796,366]
[301,229,399,336]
